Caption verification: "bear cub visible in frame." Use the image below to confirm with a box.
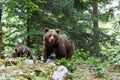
[43,28,75,62]
[12,45,33,59]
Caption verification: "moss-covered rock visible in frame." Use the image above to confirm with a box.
[109,73,120,80]
[34,68,42,76]
[23,73,32,80]
[0,62,3,66]
[70,69,92,80]
[6,76,26,80]
[2,57,120,80]
[5,59,18,66]
[0,59,5,66]
[0,65,5,70]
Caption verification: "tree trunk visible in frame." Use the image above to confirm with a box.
[93,0,100,57]
[0,3,4,52]
[27,18,31,47]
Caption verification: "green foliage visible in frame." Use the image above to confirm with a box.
[2,0,119,57]
[83,57,110,77]
[55,58,79,72]
[101,43,120,64]
[73,49,91,60]
[69,69,92,80]
[73,50,111,77]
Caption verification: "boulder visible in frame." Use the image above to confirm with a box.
[51,65,69,80]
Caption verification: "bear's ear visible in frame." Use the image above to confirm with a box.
[44,28,49,33]
[14,48,18,52]
[55,29,60,34]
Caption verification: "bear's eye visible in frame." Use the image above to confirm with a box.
[53,35,57,38]
[48,34,51,37]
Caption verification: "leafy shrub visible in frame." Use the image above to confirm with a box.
[73,49,91,60]
[101,44,120,64]
[55,58,80,72]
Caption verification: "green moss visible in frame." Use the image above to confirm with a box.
[70,69,92,80]
[23,73,32,80]
[5,59,18,66]
[33,76,46,80]
[34,68,42,76]
[6,76,25,80]
[109,73,120,80]
[0,62,3,66]
[0,59,5,66]
[11,60,18,65]
[19,58,26,62]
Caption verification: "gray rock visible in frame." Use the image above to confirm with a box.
[30,71,35,76]
[24,59,34,65]
[0,65,5,70]
[46,54,56,63]
[0,73,5,79]
[18,69,24,75]
[46,58,54,63]
[109,73,120,80]
[51,65,69,80]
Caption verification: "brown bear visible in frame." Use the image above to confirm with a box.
[43,28,75,62]
[0,54,5,59]
[12,45,33,59]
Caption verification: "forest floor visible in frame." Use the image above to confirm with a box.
[0,56,120,80]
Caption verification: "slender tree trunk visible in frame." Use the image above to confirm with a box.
[0,3,4,52]
[26,0,32,47]
[27,18,31,47]
[93,0,100,57]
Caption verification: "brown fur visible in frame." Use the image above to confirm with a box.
[0,54,5,59]
[43,28,75,62]
[12,45,33,59]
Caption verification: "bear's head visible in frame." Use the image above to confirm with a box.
[44,28,60,46]
[12,48,18,58]
[12,47,22,57]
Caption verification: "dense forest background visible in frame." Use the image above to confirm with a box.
[0,0,120,65]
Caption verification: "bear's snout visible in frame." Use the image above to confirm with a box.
[51,39,54,42]
[49,36,55,43]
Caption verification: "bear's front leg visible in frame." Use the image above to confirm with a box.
[43,49,53,62]
[55,48,67,59]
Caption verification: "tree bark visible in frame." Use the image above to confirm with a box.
[93,0,100,57]
[27,18,31,47]
[0,3,4,52]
